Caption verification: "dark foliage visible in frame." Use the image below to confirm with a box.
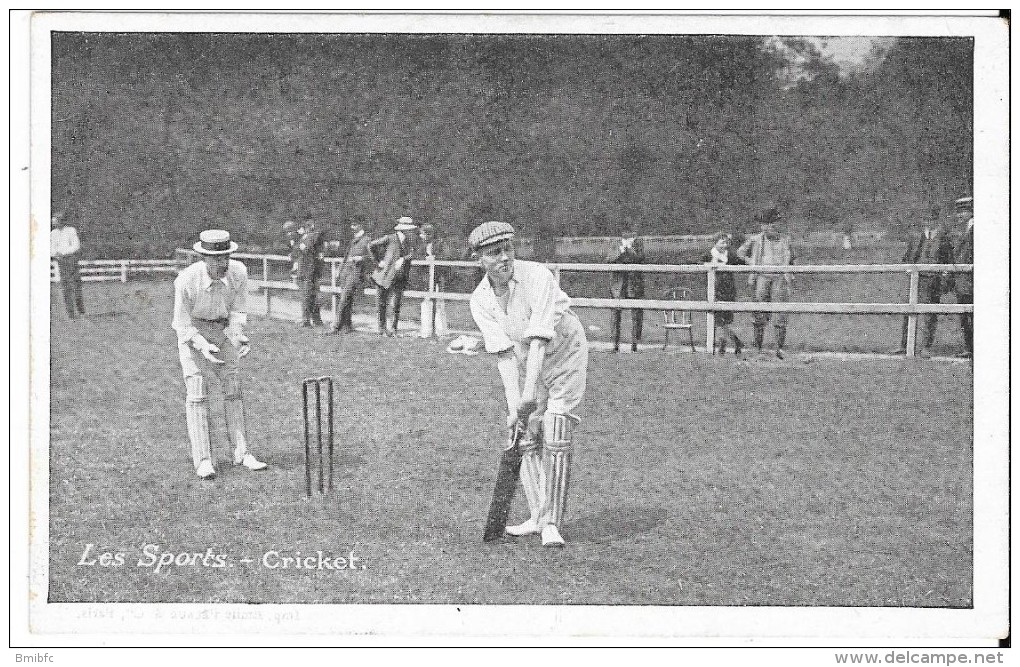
[50,34,972,258]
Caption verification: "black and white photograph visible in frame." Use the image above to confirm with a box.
[13,10,1009,649]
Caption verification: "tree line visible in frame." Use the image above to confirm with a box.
[50,33,972,258]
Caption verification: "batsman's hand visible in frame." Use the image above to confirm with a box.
[517,398,538,423]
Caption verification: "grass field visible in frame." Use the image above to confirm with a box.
[48,282,972,606]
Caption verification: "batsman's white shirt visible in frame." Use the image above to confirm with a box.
[470,260,587,416]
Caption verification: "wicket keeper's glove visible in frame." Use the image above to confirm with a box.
[224,327,251,358]
[191,334,225,365]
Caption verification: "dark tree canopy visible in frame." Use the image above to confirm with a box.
[50,33,973,257]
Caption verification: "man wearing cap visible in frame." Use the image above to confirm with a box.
[50,211,86,319]
[892,205,954,356]
[606,227,645,353]
[295,219,325,327]
[468,221,589,548]
[172,230,267,479]
[329,218,373,335]
[737,207,796,359]
[952,196,974,357]
[369,216,418,336]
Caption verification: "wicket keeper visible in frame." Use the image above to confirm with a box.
[173,230,268,479]
[468,221,589,547]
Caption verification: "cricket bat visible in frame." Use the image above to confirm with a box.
[482,418,527,542]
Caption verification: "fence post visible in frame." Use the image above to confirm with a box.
[427,256,437,338]
[263,257,271,318]
[121,260,128,283]
[706,266,716,354]
[330,259,339,326]
[905,269,919,357]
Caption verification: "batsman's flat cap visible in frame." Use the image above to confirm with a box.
[955,196,973,211]
[469,221,515,250]
[194,229,238,255]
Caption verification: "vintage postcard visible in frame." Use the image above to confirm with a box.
[14,10,1009,648]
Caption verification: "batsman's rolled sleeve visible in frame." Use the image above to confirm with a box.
[470,260,574,353]
[470,298,515,354]
[172,260,249,345]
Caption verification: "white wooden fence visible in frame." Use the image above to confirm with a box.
[50,258,181,283]
[168,249,972,358]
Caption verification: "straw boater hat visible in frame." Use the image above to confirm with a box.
[394,216,417,231]
[469,221,515,251]
[193,229,238,255]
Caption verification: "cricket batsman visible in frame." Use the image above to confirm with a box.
[468,221,588,547]
[173,229,268,479]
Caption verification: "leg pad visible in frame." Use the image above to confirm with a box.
[540,414,574,528]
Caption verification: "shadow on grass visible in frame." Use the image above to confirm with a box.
[569,505,669,544]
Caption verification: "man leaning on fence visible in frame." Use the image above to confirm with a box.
[51,212,85,319]
[737,207,795,359]
[370,216,418,336]
[893,205,953,357]
[329,218,372,335]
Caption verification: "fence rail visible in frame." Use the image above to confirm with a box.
[51,258,181,283]
[86,250,972,358]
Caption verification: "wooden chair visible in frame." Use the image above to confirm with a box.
[662,287,696,352]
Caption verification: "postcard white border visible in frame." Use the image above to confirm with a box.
[16,10,1009,645]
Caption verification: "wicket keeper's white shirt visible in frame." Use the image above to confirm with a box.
[470,260,579,355]
[50,226,81,257]
[172,259,248,344]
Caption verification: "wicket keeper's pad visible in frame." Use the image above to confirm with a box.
[483,422,526,542]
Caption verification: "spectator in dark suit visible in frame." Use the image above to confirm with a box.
[951,196,974,358]
[329,219,372,335]
[369,216,418,336]
[295,219,325,327]
[702,232,746,355]
[893,205,954,356]
[606,227,645,352]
